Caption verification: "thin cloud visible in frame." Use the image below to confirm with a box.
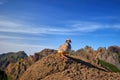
[0,19,120,36]
[0,20,74,35]
[113,24,120,29]
[71,21,120,32]
[71,23,102,32]
[0,20,22,27]
[0,35,25,39]
[0,41,54,55]
[0,35,46,40]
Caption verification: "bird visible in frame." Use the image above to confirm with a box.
[58,39,72,59]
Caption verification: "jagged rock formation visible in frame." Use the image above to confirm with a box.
[75,46,120,70]
[108,46,120,53]
[96,46,120,70]
[108,46,120,63]
[5,49,57,80]
[20,53,120,80]
[0,51,28,70]
[75,46,96,64]
[35,48,57,57]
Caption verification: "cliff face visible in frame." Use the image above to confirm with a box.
[96,46,120,70]
[5,49,57,80]
[75,46,120,70]
[20,53,120,80]
[0,51,28,70]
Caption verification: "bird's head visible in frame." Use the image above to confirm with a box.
[65,39,72,43]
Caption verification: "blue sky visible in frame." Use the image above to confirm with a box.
[0,0,120,55]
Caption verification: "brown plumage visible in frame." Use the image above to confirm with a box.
[58,39,71,59]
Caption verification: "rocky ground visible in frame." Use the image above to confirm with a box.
[5,49,57,80]
[20,53,120,80]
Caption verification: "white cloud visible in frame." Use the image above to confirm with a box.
[0,20,22,27]
[0,35,46,41]
[0,41,54,55]
[0,35,25,39]
[71,23,102,32]
[0,20,75,35]
[0,19,120,36]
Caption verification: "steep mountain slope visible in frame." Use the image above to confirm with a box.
[76,46,120,71]
[5,49,57,80]
[20,53,120,80]
[0,51,28,70]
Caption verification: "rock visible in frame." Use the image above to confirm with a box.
[20,53,120,80]
[6,48,57,80]
[96,47,120,70]
[0,51,28,70]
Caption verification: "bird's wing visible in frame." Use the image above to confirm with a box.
[58,44,68,51]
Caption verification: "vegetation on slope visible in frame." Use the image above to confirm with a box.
[98,59,120,72]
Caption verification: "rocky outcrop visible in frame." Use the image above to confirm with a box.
[5,49,57,80]
[96,47,120,70]
[75,46,120,70]
[75,46,96,64]
[20,53,120,80]
[0,51,28,70]
[108,46,120,53]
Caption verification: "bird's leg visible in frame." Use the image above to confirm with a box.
[61,52,68,60]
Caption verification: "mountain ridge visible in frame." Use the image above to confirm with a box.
[0,51,28,70]
[20,52,120,80]
[0,46,120,80]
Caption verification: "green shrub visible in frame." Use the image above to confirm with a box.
[98,59,120,72]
